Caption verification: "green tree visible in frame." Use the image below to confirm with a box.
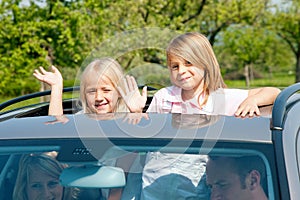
[218,26,293,87]
[0,0,297,99]
[200,0,270,45]
[89,0,273,69]
[221,27,268,87]
[0,0,88,96]
[270,0,300,82]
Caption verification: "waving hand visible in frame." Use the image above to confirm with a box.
[118,75,147,113]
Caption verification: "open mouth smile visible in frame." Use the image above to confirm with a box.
[95,102,108,109]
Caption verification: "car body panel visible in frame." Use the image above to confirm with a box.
[0,113,272,142]
[282,95,300,199]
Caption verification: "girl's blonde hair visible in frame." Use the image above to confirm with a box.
[80,57,128,113]
[166,32,226,95]
[13,153,78,200]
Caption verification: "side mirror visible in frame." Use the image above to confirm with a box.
[60,165,126,188]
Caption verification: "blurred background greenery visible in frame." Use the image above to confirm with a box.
[0,0,299,105]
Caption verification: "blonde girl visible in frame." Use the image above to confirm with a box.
[142,32,280,199]
[33,57,147,115]
[147,32,280,116]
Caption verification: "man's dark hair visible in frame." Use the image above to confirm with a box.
[208,155,267,194]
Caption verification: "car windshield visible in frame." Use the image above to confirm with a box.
[0,113,275,200]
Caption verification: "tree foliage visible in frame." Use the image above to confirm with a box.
[0,0,297,98]
[0,0,88,96]
[218,25,293,86]
[269,0,300,82]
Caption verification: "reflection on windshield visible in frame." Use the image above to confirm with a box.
[171,113,220,129]
[0,149,270,200]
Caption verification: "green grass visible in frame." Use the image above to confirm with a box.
[225,73,294,89]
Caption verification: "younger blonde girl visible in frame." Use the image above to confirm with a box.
[33,57,147,115]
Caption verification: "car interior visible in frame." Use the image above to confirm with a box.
[0,144,274,200]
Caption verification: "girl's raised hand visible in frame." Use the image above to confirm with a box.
[118,75,147,113]
[33,65,64,116]
[33,65,63,87]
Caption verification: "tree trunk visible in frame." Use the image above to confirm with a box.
[244,64,250,88]
[40,82,46,103]
[249,63,254,82]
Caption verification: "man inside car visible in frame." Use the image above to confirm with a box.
[206,155,268,200]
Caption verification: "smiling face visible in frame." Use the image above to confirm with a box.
[26,166,63,200]
[166,32,226,96]
[85,75,120,114]
[80,58,127,113]
[168,54,205,100]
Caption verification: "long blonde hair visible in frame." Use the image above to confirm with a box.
[80,57,128,113]
[166,32,226,95]
[13,153,78,200]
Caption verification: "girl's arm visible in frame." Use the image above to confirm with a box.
[33,66,64,116]
[235,87,281,117]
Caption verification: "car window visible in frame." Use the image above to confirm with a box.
[0,148,274,200]
[0,155,9,173]
[0,155,21,200]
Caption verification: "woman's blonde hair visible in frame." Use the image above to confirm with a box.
[166,32,226,95]
[13,153,78,200]
[80,57,128,113]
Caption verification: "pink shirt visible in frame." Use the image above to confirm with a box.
[147,86,248,116]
